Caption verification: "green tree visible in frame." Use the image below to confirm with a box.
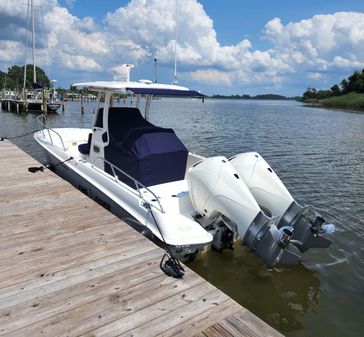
[0,71,16,90]
[340,79,348,93]
[340,70,364,93]
[330,84,341,96]
[303,69,364,100]
[316,90,332,99]
[69,85,80,93]
[303,87,318,100]
[7,64,51,89]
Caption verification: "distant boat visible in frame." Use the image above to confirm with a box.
[1,0,60,113]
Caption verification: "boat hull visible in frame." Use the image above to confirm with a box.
[40,147,208,259]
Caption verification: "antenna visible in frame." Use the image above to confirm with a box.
[154,58,157,83]
[172,0,178,85]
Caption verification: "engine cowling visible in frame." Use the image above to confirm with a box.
[187,156,261,239]
[229,152,294,217]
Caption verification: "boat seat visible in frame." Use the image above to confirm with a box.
[78,133,92,155]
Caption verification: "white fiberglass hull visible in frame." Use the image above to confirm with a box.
[34,125,334,267]
[34,128,213,258]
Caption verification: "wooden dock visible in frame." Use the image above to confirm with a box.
[0,140,283,337]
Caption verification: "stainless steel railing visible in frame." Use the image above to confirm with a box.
[36,115,66,151]
[92,156,165,213]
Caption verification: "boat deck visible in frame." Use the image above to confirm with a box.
[0,140,283,337]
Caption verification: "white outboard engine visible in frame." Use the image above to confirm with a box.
[187,156,261,237]
[187,156,304,267]
[229,152,294,217]
[229,152,335,253]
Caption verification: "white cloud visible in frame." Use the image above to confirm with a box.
[331,56,364,69]
[105,0,220,66]
[186,69,232,86]
[0,40,24,62]
[60,53,101,71]
[307,72,322,80]
[263,12,364,71]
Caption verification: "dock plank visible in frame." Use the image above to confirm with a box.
[0,140,283,337]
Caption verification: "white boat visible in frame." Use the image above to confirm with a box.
[34,66,335,269]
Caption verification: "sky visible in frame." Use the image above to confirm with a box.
[1,0,364,96]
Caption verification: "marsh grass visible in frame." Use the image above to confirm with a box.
[319,92,364,111]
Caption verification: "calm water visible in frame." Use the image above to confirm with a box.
[1,99,363,337]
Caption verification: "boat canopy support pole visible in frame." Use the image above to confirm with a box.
[103,91,111,133]
[93,91,103,127]
[145,94,152,120]
[135,94,141,110]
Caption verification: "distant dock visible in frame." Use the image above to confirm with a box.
[0,140,282,337]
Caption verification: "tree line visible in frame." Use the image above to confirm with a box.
[0,64,89,97]
[211,94,293,100]
[0,65,51,90]
[303,69,364,100]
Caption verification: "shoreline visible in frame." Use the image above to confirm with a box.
[303,103,364,114]
[302,92,364,113]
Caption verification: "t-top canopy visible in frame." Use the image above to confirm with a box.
[72,81,204,97]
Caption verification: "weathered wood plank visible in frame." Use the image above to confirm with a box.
[0,244,161,308]
[0,255,162,333]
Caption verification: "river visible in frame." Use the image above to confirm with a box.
[1,98,363,337]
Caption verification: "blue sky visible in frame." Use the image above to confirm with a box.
[1,0,364,95]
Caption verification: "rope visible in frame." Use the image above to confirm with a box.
[28,156,73,173]
[0,129,39,141]
[144,203,185,278]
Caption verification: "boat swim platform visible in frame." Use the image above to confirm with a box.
[0,140,283,337]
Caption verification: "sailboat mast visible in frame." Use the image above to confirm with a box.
[31,0,36,84]
[173,0,178,84]
[23,0,30,90]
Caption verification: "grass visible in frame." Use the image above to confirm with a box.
[319,92,364,111]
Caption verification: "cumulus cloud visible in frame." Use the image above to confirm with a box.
[186,69,232,86]
[105,0,219,66]
[0,0,107,78]
[0,40,24,62]
[60,53,101,71]
[263,12,364,77]
[1,0,364,94]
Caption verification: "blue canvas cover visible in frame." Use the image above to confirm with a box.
[104,107,188,187]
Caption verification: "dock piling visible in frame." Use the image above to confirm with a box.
[81,92,84,114]
[42,89,48,116]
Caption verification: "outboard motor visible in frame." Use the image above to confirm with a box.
[187,156,304,267]
[229,152,335,253]
[277,203,335,252]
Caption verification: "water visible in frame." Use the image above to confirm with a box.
[1,99,363,337]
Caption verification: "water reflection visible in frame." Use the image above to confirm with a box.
[189,242,321,333]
